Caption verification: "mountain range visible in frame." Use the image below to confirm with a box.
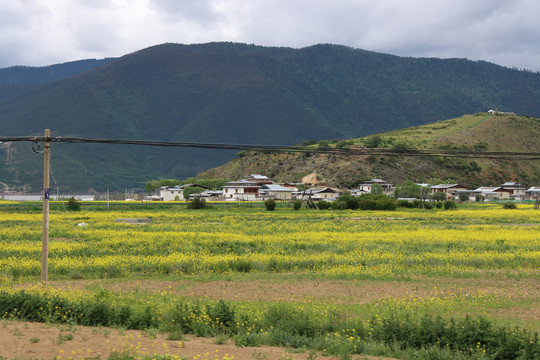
[1,42,540,192]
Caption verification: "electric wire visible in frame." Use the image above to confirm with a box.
[1,135,539,160]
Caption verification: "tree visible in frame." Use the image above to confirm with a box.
[394,180,421,198]
[371,183,384,195]
[364,135,382,148]
[183,186,206,199]
[318,140,330,150]
[432,192,447,202]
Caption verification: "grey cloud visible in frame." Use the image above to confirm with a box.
[0,0,539,71]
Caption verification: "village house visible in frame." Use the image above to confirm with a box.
[430,184,468,199]
[357,179,395,196]
[222,174,276,201]
[500,182,526,197]
[159,184,210,201]
[188,190,224,201]
[293,187,341,201]
[259,184,294,200]
[525,187,540,199]
[222,179,261,201]
[473,186,510,201]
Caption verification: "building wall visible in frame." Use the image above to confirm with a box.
[160,189,184,201]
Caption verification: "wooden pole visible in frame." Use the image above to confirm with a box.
[41,129,51,284]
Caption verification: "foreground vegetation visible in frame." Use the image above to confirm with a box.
[0,202,538,359]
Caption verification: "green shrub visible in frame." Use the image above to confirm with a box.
[293,199,302,210]
[503,202,517,209]
[0,291,538,359]
[331,200,347,210]
[317,200,331,210]
[187,197,208,209]
[264,199,276,211]
[444,200,457,210]
[66,197,81,211]
[397,199,413,208]
[435,201,443,209]
[374,197,397,211]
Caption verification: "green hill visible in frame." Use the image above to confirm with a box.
[198,113,540,188]
[1,42,540,192]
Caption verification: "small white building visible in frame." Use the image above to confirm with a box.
[500,182,526,196]
[431,184,468,199]
[294,187,341,201]
[159,184,209,201]
[357,179,395,196]
[222,179,261,201]
[259,184,294,200]
[473,187,510,200]
[525,187,540,199]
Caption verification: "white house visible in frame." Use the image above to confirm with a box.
[473,187,510,200]
[259,184,294,200]
[431,184,468,199]
[222,179,261,201]
[357,179,395,196]
[159,184,209,201]
[294,187,341,201]
[525,187,540,199]
[500,182,526,197]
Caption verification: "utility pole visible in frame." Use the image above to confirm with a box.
[41,129,51,284]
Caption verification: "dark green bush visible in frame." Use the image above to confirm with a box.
[0,291,538,359]
[66,197,81,211]
[317,200,331,210]
[293,199,302,210]
[264,199,276,211]
[358,198,376,210]
[331,200,347,210]
[397,199,413,208]
[444,200,457,210]
[503,202,517,209]
[436,201,443,209]
[374,197,397,210]
[187,197,208,209]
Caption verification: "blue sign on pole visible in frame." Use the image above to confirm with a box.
[44,188,49,200]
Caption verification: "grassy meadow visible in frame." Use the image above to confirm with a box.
[0,202,538,359]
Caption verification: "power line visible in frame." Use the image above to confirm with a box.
[1,135,539,160]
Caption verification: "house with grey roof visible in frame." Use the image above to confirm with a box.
[430,184,467,200]
[473,186,510,200]
[357,179,395,196]
[259,184,294,200]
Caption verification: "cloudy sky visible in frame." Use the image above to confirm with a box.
[1,0,539,71]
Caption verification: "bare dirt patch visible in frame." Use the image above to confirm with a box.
[0,320,396,360]
[46,276,539,306]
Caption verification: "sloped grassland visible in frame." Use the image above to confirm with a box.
[198,113,540,188]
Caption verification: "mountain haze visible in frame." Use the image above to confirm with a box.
[1,42,540,192]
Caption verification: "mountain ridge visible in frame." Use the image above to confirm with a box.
[1,42,540,192]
